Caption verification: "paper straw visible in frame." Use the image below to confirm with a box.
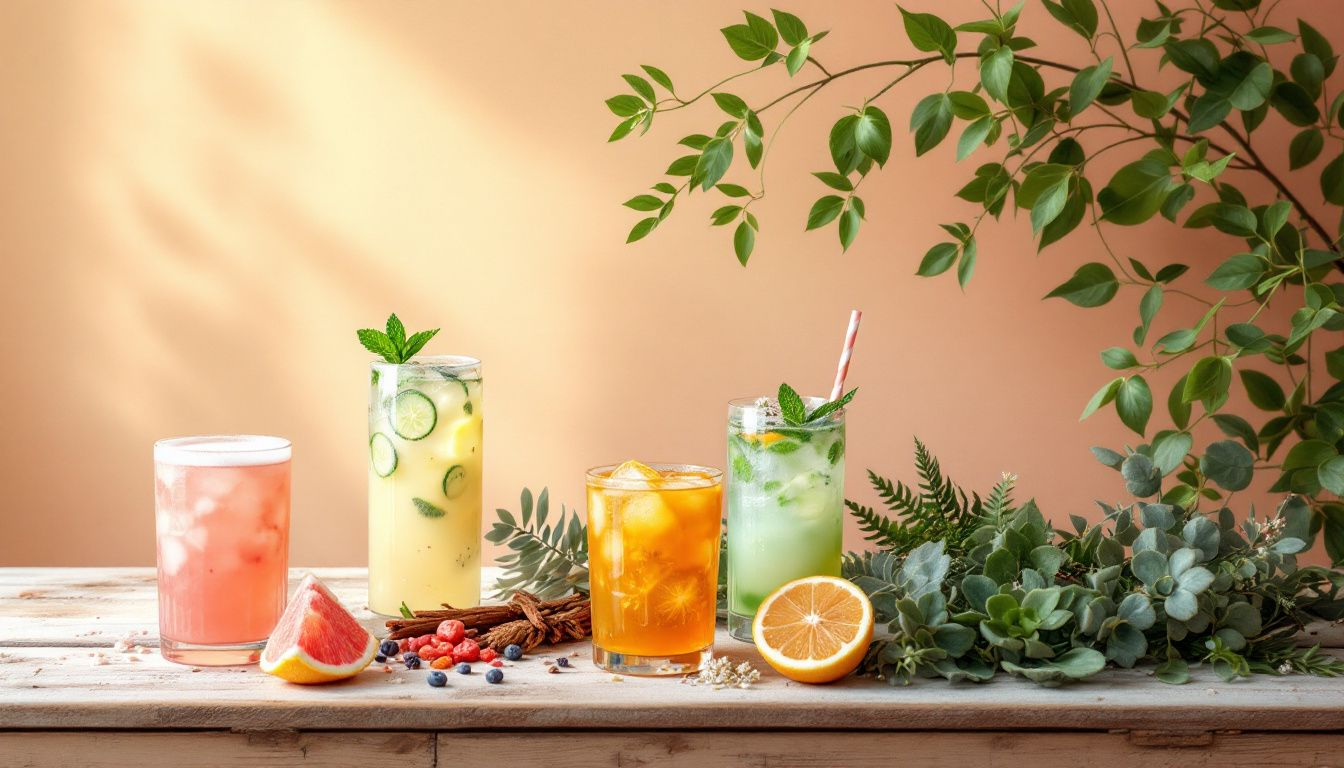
[829,309,862,401]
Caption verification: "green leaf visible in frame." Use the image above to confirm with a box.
[957,116,994,161]
[1209,204,1257,237]
[1212,413,1259,452]
[1183,356,1232,407]
[666,155,698,176]
[1101,347,1140,370]
[605,94,645,117]
[1068,57,1113,117]
[721,14,779,61]
[413,497,447,519]
[957,238,976,288]
[899,6,957,63]
[806,388,858,423]
[855,106,893,166]
[917,242,960,276]
[1205,253,1266,290]
[1284,127,1327,169]
[812,172,852,192]
[1246,26,1296,44]
[1045,263,1119,307]
[1152,431,1193,476]
[640,65,674,92]
[1165,39,1220,81]
[733,220,755,266]
[806,195,846,230]
[357,328,396,363]
[622,73,655,103]
[1168,375,1192,429]
[1135,285,1162,345]
[711,92,748,118]
[1321,457,1344,495]
[1122,453,1162,497]
[910,94,952,157]
[694,139,733,191]
[1300,20,1337,76]
[1116,376,1153,435]
[981,46,1014,102]
[1187,94,1232,134]
[401,329,438,359]
[1201,440,1255,491]
[785,41,811,76]
[839,206,861,252]
[1283,439,1337,472]
[1099,154,1175,225]
[710,205,740,226]
[777,382,806,425]
[1081,377,1124,420]
[771,8,808,46]
[626,217,658,244]
[623,194,663,212]
[716,184,751,198]
[1292,53,1325,99]
[1042,0,1098,38]
[1322,154,1344,205]
[1228,61,1273,111]
[1240,369,1286,410]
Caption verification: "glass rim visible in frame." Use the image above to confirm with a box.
[727,395,845,424]
[586,462,723,490]
[371,354,480,370]
[154,435,292,467]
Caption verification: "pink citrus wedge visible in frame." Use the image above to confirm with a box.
[260,573,377,684]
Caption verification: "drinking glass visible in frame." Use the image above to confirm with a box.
[154,435,291,665]
[367,355,483,615]
[725,397,845,641]
[586,463,722,675]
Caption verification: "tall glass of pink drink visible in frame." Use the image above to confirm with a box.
[153,435,291,666]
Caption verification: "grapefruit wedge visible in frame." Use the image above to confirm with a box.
[260,573,377,684]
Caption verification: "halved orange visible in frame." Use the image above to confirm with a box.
[752,575,873,684]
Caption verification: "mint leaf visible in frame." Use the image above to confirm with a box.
[778,383,806,425]
[358,314,440,364]
[357,329,398,363]
[413,497,447,518]
[806,387,858,423]
[403,329,439,360]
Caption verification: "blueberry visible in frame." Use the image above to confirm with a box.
[403,653,421,669]
[375,654,387,664]
[556,657,570,668]
[427,671,447,687]
[503,644,523,661]
[455,662,472,675]
[379,639,399,657]
[485,668,503,684]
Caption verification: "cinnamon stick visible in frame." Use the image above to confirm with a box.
[384,591,590,652]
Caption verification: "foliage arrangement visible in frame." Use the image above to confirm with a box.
[603,1,1344,557]
[844,438,1344,685]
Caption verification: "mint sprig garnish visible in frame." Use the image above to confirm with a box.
[777,382,858,426]
[357,313,440,364]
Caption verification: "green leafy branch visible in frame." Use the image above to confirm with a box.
[604,0,1344,560]
[485,487,590,600]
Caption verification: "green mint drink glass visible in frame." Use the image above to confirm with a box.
[725,396,845,642]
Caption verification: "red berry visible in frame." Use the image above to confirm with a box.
[436,619,466,644]
[398,639,409,653]
[479,648,498,663]
[418,646,444,661]
[490,660,504,667]
[452,638,480,663]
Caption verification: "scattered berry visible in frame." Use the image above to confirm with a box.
[556,657,570,668]
[375,654,387,664]
[455,662,472,675]
[431,656,452,670]
[485,668,503,684]
[427,671,447,687]
[403,653,421,669]
[418,646,444,661]
[479,648,498,663]
[452,638,481,663]
[398,639,409,654]
[490,660,504,668]
[436,619,466,645]
[503,644,523,661]
[379,639,399,657]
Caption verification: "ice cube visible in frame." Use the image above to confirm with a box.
[184,527,209,550]
[609,460,661,486]
[193,497,219,517]
[619,492,676,541]
[158,537,188,576]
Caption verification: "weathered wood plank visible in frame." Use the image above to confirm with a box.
[2,568,1342,733]
[436,731,1344,767]
[0,731,434,768]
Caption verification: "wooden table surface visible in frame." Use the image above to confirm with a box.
[3,567,1343,768]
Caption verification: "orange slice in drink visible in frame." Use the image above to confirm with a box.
[752,575,874,684]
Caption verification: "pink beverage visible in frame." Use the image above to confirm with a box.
[153,436,291,666]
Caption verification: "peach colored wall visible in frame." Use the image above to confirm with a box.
[0,0,1335,566]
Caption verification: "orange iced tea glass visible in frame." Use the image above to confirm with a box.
[586,461,722,675]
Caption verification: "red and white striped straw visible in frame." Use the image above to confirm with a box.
[829,309,863,401]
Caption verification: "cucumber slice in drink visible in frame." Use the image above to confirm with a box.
[442,464,468,499]
[393,389,437,440]
[369,432,398,477]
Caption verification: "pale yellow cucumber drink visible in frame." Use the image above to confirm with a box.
[360,315,483,615]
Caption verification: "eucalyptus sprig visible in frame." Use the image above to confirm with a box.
[486,487,590,601]
[357,313,440,364]
[606,1,1344,561]
[778,382,858,425]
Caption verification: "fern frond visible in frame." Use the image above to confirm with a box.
[845,499,908,550]
[984,472,1017,521]
[869,469,919,515]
